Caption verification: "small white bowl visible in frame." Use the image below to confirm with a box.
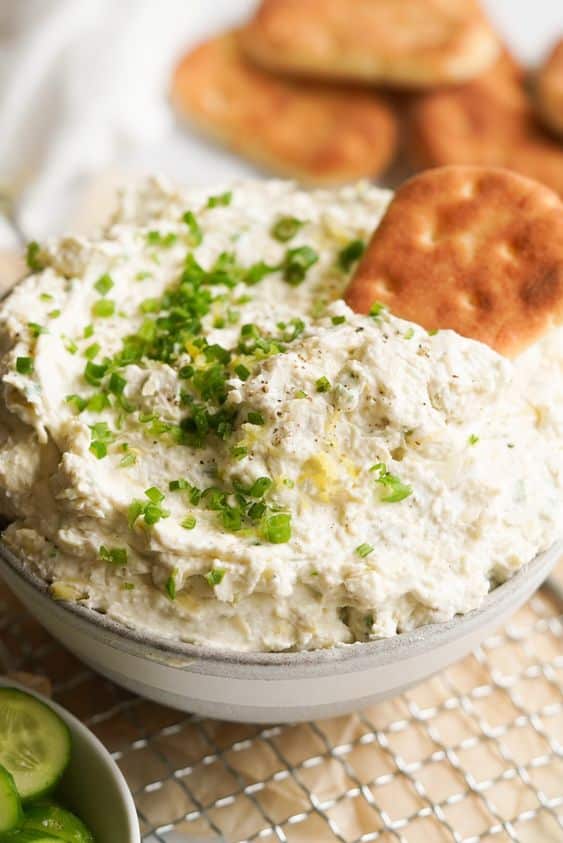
[1,541,561,723]
[0,677,140,843]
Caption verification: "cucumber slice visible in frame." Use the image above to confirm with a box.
[0,689,71,801]
[0,764,23,832]
[0,832,63,841]
[22,803,94,843]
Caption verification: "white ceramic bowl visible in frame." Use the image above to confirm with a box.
[1,541,560,723]
[0,676,140,843]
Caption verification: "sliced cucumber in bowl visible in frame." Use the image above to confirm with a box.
[19,803,94,843]
[0,688,71,802]
[0,764,23,832]
[0,832,63,841]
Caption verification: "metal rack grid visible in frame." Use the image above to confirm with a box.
[1,574,562,843]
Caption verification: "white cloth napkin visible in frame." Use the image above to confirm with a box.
[0,0,254,240]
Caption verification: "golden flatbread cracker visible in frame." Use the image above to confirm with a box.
[240,0,500,88]
[345,166,563,357]
[409,53,563,197]
[171,31,397,186]
[535,39,563,138]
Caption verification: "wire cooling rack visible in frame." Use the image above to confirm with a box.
[1,571,562,843]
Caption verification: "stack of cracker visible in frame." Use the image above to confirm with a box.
[171,1,562,193]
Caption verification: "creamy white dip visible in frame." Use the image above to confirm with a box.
[0,177,561,651]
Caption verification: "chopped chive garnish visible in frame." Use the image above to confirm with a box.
[235,363,250,381]
[121,582,135,591]
[247,411,265,426]
[135,270,152,281]
[244,261,277,286]
[145,486,165,504]
[94,274,114,295]
[369,302,386,321]
[404,327,415,340]
[99,545,128,565]
[92,299,115,318]
[356,543,374,558]
[205,568,225,587]
[249,476,272,498]
[282,245,318,286]
[87,393,110,412]
[16,356,33,375]
[165,569,178,600]
[370,462,412,503]
[181,515,197,530]
[66,394,87,413]
[207,191,232,208]
[26,242,43,272]
[119,452,137,468]
[109,371,127,395]
[89,441,107,459]
[40,293,53,302]
[338,239,365,272]
[64,337,78,355]
[146,231,177,248]
[331,315,346,325]
[48,309,61,319]
[83,324,94,338]
[84,343,100,360]
[231,445,248,460]
[271,216,303,242]
[264,512,291,544]
[428,328,439,336]
[84,360,108,386]
[294,389,308,399]
[182,210,202,246]
[315,376,331,393]
[468,434,479,446]
[28,322,46,338]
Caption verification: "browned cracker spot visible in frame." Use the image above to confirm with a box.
[409,52,563,197]
[171,32,397,186]
[240,0,500,88]
[535,38,563,138]
[345,167,563,357]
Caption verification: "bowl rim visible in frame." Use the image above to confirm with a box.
[2,538,561,668]
[0,676,140,843]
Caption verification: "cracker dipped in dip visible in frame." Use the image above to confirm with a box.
[0,174,561,652]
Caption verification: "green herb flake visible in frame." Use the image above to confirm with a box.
[231,445,248,461]
[181,515,197,530]
[119,452,137,468]
[271,216,303,242]
[370,462,412,503]
[356,543,374,558]
[205,568,225,587]
[109,371,127,396]
[94,274,114,296]
[468,434,479,446]
[207,191,232,208]
[404,327,415,340]
[338,239,365,272]
[264,512,292,544]
[369,301,386,321]
[135,270,152,281]
[87,393,110,412]
[283,245,318,286]
[65,394,87,414]
[295,389,308,399]
[121,582,135,591]
[331,315,346,326]
[99,545,128,566]
[145,486,165,504]
[84,342,101,360]
[89,441,107,459]
[182,210,203,247]
[315,376,331,393]
[28,322,47,338]
[26,241,43,272]
[165,569,178,600]
[16,356,33,375]
[247,411,265,426]
[83,324,94,338]
[92,299,115,318]
[234,363,250,381]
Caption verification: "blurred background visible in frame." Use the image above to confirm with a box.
[0,0,561,243]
